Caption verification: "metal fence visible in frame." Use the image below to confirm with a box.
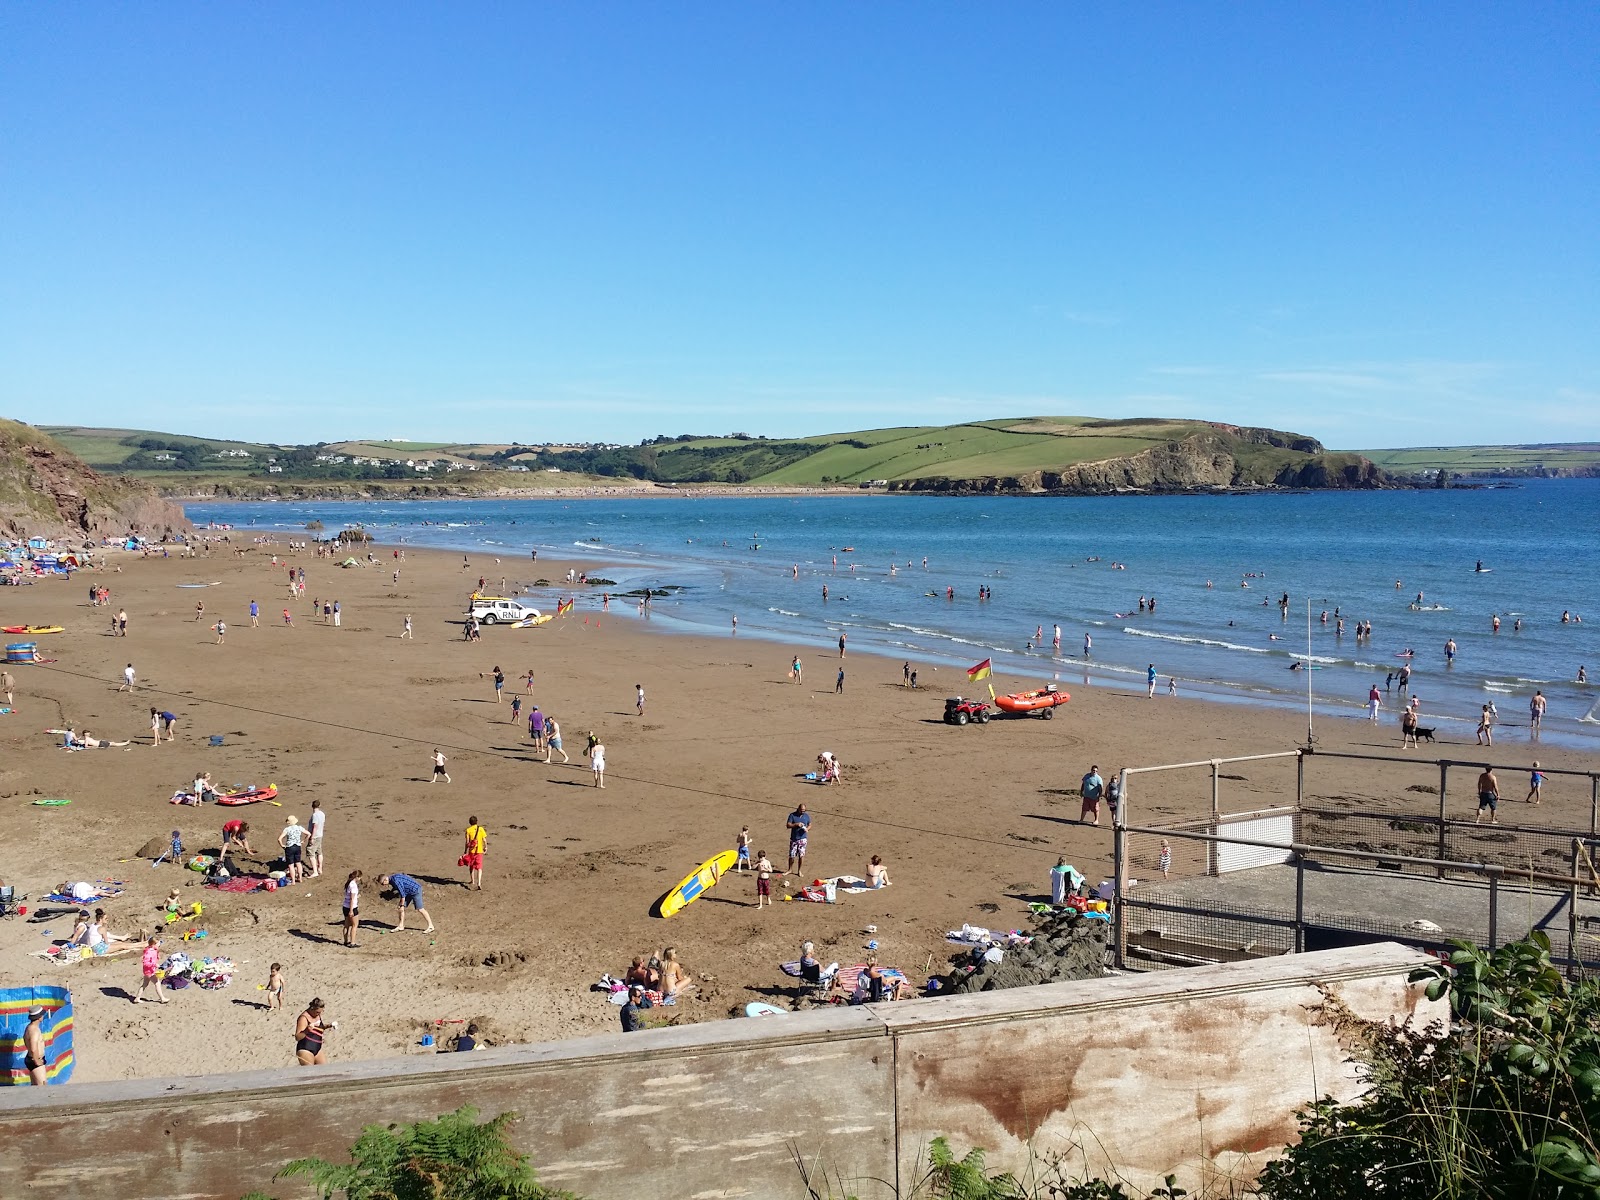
[1111,748,1600,976]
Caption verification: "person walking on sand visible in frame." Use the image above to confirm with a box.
[295,1000,333,1065]
[490,665,505,702]
[735,825,752,872]
[249,599,259,628]
[213,619,226,644]
[1476,704,1494,746]
[835,667,845,694]
[1368,684,1382,723]
[117,609,128,636]
[590,738,606,787]
[1159,839,1172,880]
[135,935,167,1004]
[509,694,521,724]
[22,1005,49,1084]
[430,749,451,783]
[529,705,545,750]
[377,873,435,933]
[1080,765,1105,826]
[1531,690,1546,735]
[279,815,308,884]
[195,600,205,622]
[2,668,14,708]
[1475,766,1501,825]
[635,683,645,717]
[787,803,811,874]
[283,608,293,627]
[332,600,340,627]
[342,870,361,946]
[119,663,136,692]
[754,851,773,908]
[838,632,846,658]
[903,662,911,687]
[544,716,569,763]
[264,963,285,1013]
[1528,761,1545,805]
[792,655,803,685]
[463,816,487,890]
[401,614,413,639]
[306,799,326,878]
[1147,663,1157,698]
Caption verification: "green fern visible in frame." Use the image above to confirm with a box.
[246,1106,574,1200]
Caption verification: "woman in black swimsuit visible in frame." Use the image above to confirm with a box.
[295,999,332,1066]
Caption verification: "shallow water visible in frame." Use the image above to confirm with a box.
[186,479,1600,745]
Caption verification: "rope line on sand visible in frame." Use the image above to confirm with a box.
[29,663,1083,860]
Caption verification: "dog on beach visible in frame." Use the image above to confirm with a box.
[1413,726,1437,743]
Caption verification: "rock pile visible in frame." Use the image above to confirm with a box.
[943,909,1108,995]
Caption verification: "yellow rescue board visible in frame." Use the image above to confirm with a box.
[655,849,739,918]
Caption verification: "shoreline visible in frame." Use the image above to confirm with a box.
[5,536,1596,1087]
[184,493,1600,752]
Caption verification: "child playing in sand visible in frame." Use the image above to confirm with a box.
[164,888,182,915]
[265,963,285,1012]
[755,852,773,908]
[735,826,752,872]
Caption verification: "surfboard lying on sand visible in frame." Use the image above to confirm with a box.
[653,849,739,918]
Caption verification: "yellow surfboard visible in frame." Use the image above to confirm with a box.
[655,849,739,918]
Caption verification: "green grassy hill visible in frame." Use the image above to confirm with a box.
[28,417,1398,492]
[1352,444,1600,476]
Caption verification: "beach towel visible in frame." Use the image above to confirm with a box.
[832,964,907,998]
[831,875,872,893]
[205,875,266,894]
[40,888,123,905]
[169,791,202,806]
[31,943,137,966]
[0,985,74,1084]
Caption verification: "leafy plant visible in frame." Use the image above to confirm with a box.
[243,1106,576,1200]
[1256,932,1600,1199]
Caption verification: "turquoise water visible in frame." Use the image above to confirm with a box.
[187,480,1600,744]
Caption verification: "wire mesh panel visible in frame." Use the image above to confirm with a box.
[1120,895,1296,971]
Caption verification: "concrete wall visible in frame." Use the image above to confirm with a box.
[0,944,1438,1199]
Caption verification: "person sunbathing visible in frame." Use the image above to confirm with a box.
[658,947,692,1000]
[80,731,130,748]
[624,956,653,988]
[866,855,892,888]
[58,881,115,903]
[851,954,912,1003]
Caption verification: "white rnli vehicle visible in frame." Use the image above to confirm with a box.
[467,595,543,625]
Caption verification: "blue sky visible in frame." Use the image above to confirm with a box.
[3,5,1595,448]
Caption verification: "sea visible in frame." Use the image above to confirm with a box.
[184,480,1600,746]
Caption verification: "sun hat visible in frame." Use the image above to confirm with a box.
[27,1005,45,1018]
[285,815,298,824]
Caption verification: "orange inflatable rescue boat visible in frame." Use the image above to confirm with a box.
[993,686,1070,719]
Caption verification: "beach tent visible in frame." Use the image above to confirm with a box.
[340,557,362,568]
[0,985,74,1084]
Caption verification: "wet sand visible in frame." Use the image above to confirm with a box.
[3,539,1597,1083]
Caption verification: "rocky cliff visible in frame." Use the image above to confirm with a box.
[889,429,1389,495]
[0,419,190,540]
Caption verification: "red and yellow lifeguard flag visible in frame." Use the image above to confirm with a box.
[966,658,992,682]
[557,598,574,616]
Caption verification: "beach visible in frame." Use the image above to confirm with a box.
[4,536,1599,1084]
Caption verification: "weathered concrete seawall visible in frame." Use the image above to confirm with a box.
[0,945,1438,1199]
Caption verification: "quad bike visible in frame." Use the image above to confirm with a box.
[943,696,992,725]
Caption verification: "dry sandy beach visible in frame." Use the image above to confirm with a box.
[4,538,1598,1084]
